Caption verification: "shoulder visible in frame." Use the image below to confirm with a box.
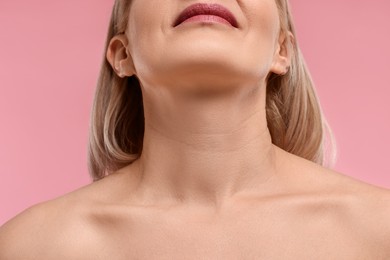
[0,163,143,259]
[311,164,390,254]
[282,149,390,254]
[0,200,64,259]
[347,181,390,254]
[0,180,114,259]
[0,167,138,260]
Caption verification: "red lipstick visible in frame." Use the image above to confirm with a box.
[173,3,238,28]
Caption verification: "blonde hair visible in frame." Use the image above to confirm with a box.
[88,0,337,181]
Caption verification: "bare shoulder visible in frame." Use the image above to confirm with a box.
[339,173,390,256]
[0,173,126,260]
[292,153,390,254]
[337,172,390,254]
[0,196,95,259]
[0,198,73,259]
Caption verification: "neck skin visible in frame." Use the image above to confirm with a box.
[127,78,284,210]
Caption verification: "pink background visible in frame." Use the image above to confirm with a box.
[1,0,389,225]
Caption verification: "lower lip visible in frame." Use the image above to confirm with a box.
[180,15,233,26]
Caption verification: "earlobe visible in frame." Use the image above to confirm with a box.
[269,31,294,76]
[106,34,136,78]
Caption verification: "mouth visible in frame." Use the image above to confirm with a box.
[173,3,239,28]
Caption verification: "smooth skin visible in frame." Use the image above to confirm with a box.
[1,0,390,259]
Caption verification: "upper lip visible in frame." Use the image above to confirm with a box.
[173,3,238,28]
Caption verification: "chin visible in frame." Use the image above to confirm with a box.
[135,47,268,93]
[148,61,260,96]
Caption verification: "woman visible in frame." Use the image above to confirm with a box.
[1,0,389,258]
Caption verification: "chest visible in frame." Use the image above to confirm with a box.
[89,210,372,260]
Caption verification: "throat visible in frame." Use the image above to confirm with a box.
[126,80,278,208]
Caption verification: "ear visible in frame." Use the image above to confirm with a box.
[106,34,136,78]
[269,30,294,75]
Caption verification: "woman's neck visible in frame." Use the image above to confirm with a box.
[126,80,281,209]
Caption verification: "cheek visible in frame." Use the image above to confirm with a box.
[242,1,280,68]
[127,1,167,78]
[245,0,280,34]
